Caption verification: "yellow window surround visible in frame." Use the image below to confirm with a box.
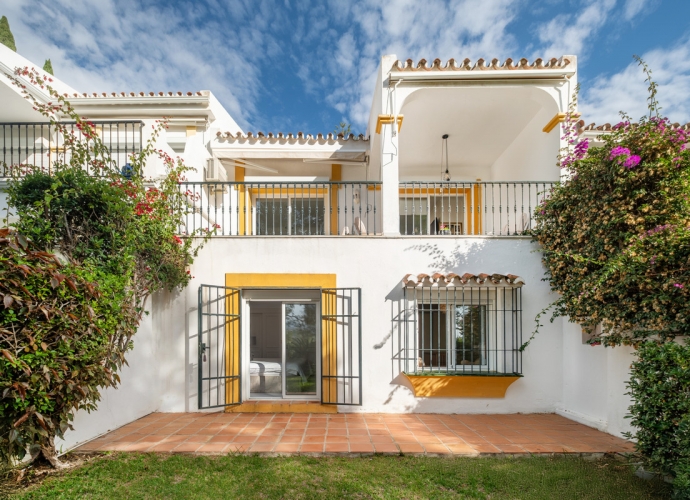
[543,112,580,133]
[375,114,404,134]
[224,274,338,409]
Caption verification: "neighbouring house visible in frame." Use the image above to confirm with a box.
[0,43,637,453]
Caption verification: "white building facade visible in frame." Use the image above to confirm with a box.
[0,44,635,453]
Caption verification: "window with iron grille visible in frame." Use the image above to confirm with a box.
[399,277,523,376]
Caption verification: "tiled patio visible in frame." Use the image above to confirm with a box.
[77,412,635,456]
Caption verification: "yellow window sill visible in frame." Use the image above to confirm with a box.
[402,373,521,398]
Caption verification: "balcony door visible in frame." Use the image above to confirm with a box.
[255,197,326,235]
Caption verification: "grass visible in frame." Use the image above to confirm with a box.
[6,453,672,499]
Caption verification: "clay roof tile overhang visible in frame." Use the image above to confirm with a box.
[215,131,367,144]
[389,57,575,82]
[402,273,524,288]
[577,119,690,134]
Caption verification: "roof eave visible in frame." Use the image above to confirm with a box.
[389,69,576,82]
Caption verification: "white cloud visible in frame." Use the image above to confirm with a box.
[1,0,279,129]
[580,37,690,125]
[536,0,617,59]
[623,0,649,20]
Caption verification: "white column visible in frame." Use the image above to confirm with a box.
[381,124,400,235]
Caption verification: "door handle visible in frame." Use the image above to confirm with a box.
[200,342,207,362]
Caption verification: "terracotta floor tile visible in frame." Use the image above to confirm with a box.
[347,428,369,436]
[175,442,202,453]
[325,443,350,453]
[496,444,528,453]
[303,435,325,443]
[197,443,229,453]
[370,435,394,443]
[326,436,349,443]
[184,435,211,444]
[327,429,348,436]
[279,435,303,443]
[347,435,372,443]
[256,435,280,443]
[232,435,257,444]
[300,443,324,453]
[148,442,180,452]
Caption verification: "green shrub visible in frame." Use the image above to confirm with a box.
[0,229,131,466]
[627,341,690,498]
[1,66,213,466]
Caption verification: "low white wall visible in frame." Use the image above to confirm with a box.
[559,320,636,438]
[56,306,163,453]
[160,236,565,415]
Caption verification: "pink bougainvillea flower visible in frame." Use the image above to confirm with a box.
[609,146,631,160]
[674,283,684,289]
[624,155,641,168]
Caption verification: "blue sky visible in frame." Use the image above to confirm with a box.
[3,0,689,134]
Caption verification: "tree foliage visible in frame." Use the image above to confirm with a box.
[0,16,16,52]
[1,66,213,466]
[531,61,690,346]
[42,59,53,76]
[627,341,690,498]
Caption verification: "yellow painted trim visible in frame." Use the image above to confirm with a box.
[225,400,337,413]
[186,125,197,137]
[225,273,336,289]
[543,112,580,133]
[330,164,341,235]
[235,165,249,235]
[403,374,520,398]
[224,273,337,412]
[375,114,404,134]
[225,289,241,404]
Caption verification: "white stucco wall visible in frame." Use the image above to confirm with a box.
[559,320,636,438]
[157,237,564,414]
[56,310,162,452]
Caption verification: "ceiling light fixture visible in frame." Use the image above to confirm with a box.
[441,134,451,182]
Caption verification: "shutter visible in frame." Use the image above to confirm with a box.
[198,285,242,408]
[321,288,362,405]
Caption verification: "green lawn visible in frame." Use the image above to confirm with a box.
[11,454,671,499]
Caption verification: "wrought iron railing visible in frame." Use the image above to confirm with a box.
[399,181,555,236]
[0,121,143,177]
[179,181,381,236]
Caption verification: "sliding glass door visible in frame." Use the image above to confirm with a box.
[284,303,318,396]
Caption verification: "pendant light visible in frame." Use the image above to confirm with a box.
[441,134,451,182]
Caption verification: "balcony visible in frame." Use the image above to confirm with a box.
[0,121,143,176]
[399,181,555,236]
[180,181,382,236]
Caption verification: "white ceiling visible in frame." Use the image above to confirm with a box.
[398,86,554,177]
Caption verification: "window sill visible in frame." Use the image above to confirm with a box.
[402,373,521,398]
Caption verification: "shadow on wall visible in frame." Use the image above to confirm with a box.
[374,239,520,412]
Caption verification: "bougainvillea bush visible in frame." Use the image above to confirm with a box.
[0,67,212,466]
[531,64,690,347]
[531,60,690,495]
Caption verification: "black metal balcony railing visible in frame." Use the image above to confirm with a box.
[399,181,555,236]
[0,121,143,177]
[179,181,382,236]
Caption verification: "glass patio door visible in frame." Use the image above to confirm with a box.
[283,303,318,397]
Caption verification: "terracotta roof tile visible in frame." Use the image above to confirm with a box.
[215,131,367,143]
[66,91,205,99]
[392,57,572,73]
[577,120,690,133]
[402,273,524,288]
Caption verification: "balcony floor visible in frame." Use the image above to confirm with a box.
[76,412,634,456]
